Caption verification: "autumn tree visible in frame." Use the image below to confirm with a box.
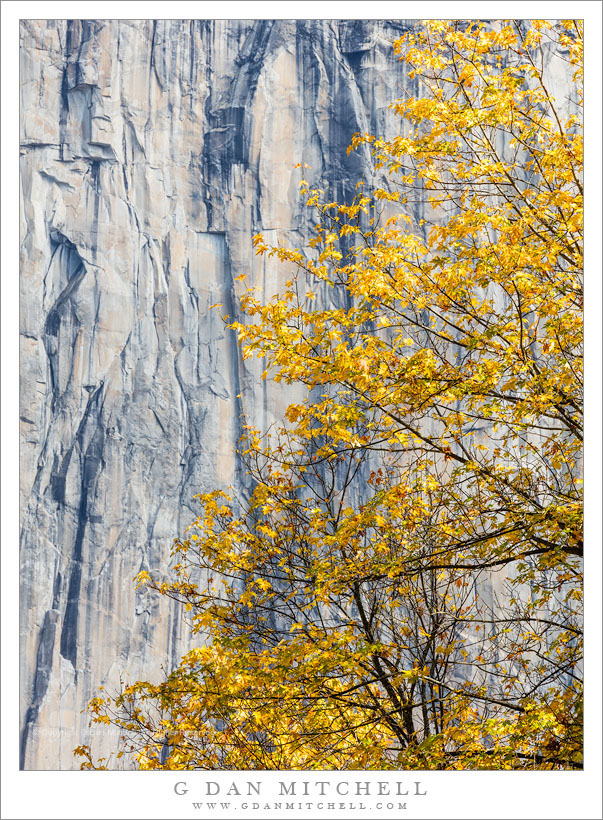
[78,19,583,771]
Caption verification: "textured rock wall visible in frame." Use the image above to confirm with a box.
[19,18,415,769]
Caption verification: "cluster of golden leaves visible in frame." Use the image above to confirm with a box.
[78,20,582,771]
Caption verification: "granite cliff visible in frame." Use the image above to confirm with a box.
[19,19,417,769]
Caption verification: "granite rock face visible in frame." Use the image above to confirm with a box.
[19,19,416,769]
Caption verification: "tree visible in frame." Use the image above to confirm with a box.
[77,19,583,771]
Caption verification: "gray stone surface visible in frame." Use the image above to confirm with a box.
[19,19,415,769]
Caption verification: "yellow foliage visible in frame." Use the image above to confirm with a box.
[79,19,582,772]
